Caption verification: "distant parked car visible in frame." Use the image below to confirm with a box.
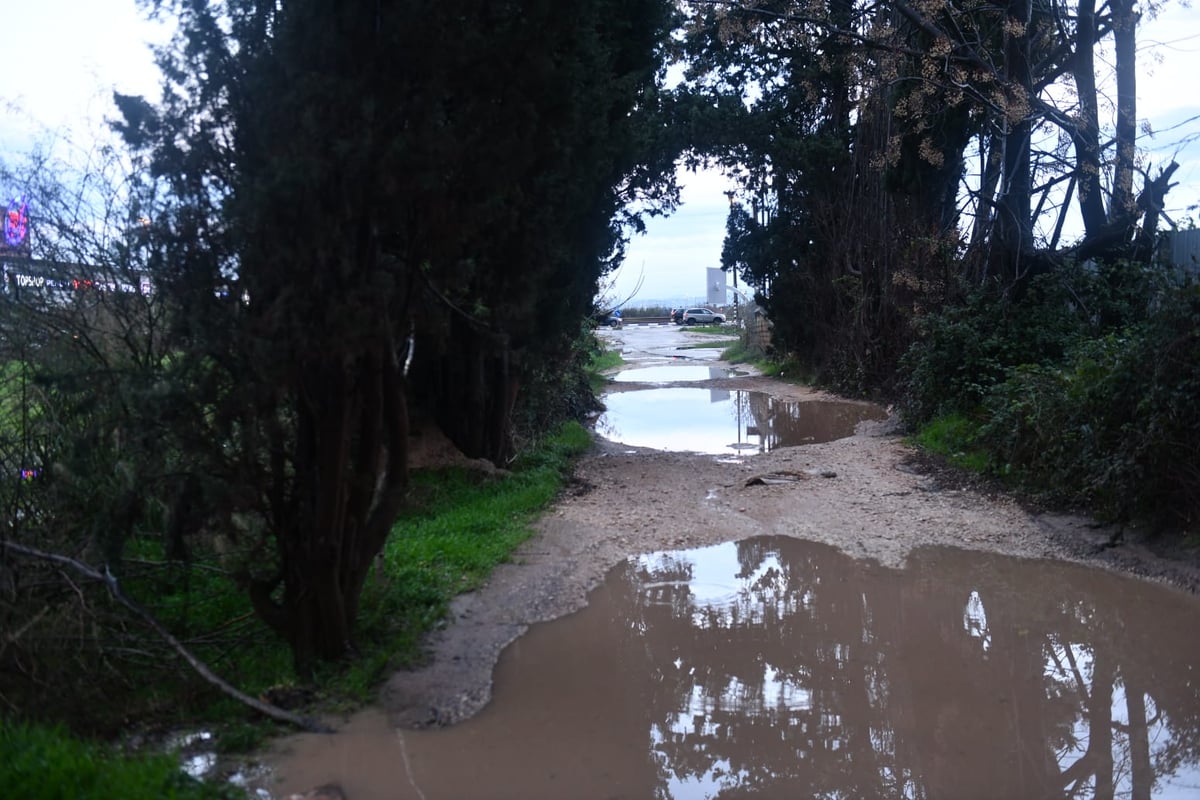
[602,308,623,328]
[670,308,684,324]
[681,307,725,325]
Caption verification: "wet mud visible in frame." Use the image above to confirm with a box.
[253,324,1200,799]
[261,536,1200,799]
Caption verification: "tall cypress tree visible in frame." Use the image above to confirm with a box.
[410,0,675,463]
[117,0,673,670]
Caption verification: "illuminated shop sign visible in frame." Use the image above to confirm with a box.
[2,265,153,297]
[1,195,31,255]
[4,195,29,248]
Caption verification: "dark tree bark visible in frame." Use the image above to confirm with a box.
[416,311,517,465]
[1112,0,1139,220]
[992,0,1036,283]
[1072,0,1108,235]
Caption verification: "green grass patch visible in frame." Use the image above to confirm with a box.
[757,356,810,383]
[719,337,754,363]
[682,339,738,350]
[20,420,594,756]
[587,348,623,374]
[717,338,806,381]
[114,541,296,737]
[0,720,238,800]
[587,344,624,393]
[683,324,731,335]
[329,420,592,699]
[910,414,990,473]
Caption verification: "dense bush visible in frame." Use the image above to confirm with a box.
[510,325,605,449]
[900,270,1089,424]
[980,284,1200,527]
[902,260,1199,530]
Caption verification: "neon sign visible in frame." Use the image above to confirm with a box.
[5,195,29,248]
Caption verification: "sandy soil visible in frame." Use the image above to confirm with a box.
[380,335,1200,731]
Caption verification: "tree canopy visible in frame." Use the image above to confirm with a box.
[3,0,1194,696]
[674,0,1181,392]
[104,0,678,670]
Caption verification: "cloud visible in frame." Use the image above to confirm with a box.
[616,168,737,305]
[4,0,169,151]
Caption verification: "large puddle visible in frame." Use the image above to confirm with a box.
[263,537,1200,799]
[610,366,740,383]
[596,388,886,454]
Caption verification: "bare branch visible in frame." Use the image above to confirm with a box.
[1,540,334,734]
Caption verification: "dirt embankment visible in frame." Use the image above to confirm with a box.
[383,371,1200,730]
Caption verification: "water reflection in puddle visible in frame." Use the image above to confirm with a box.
[263,537,1200,800]
[596,388,886,454]
[611,366,738,383]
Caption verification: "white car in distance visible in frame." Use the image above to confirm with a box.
[680,308,725,325]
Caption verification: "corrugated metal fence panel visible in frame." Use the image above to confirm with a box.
[1168,229,1200,275]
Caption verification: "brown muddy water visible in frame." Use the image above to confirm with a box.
[610,365,740,383]
[596,389,886,455]
[260,536,1200,800]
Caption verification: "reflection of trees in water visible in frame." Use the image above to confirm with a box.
[741,394,873,451]
[619,537,1200,800]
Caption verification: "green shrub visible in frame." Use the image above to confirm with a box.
[911,414,989,472]
[979,282,1200,527]
[512,325,604,440]
[902,261,1198,531]
[900,276,1080,425]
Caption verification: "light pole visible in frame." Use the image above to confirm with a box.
[723,190,740,325]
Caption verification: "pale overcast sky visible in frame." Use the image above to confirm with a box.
[5,1,1199,307]
[2,1,169,155]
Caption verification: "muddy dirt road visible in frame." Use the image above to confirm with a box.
[379,323,1200,730]
[263,323,1200,799]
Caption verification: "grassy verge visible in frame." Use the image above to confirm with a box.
[682,338,738,350]
[720,337,811,383]
[10,420,594,763]
[587,347,623,374]
[343,421,592,697]
[908,413,990,473]
[0,720,238,800]
[682,324,732,335]
[587,339,623,393]
[757,357,813,383]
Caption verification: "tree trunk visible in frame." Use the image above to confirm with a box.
[1072,0,1108,235]
[425,314,516,466]
[1112,0,1138,220]
[992,0,1035,284]
[1135,161,1179,256]
[284,552,350,672]
[250,335,411,675]
[967,133,1003,280]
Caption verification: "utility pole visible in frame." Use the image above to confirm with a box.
[723,190,740,325]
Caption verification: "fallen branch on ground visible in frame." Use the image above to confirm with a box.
[2,540,334,734]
